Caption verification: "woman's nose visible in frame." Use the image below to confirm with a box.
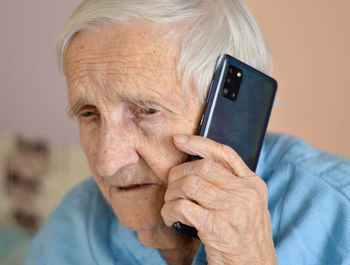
[94,122,139,178]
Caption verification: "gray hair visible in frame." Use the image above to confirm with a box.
[57,0,271,101]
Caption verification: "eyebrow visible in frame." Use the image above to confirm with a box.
[68,94,174,118]
[68,99,87,118]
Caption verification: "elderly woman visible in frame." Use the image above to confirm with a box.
[25,0,350,264]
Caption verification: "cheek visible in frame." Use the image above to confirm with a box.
[79,130,98,174]
[137,137,186,183]
[136,122,189,182]
[78,121,105,179]
[79,119,98,134]
[79,122,97,153]
[135,105,204,181]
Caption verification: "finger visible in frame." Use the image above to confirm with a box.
[168,158,239,189]
[173,134,253,177]
[164,174,234,210]
[161,198,211,231]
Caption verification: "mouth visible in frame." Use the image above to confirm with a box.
[117,183,154,191]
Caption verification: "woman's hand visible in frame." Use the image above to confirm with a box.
[161,134,277,265]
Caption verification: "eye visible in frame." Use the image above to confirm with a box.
[77,106,99,121]
[81,111,95,117]
[140,108,158,115]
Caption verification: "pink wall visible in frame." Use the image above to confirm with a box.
[244,0,350,158]
[1,1,349,158]
[0,0,82,144]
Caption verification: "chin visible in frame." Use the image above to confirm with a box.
[113,205,164,231]
[109,185,166,232]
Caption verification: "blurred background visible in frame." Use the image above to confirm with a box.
[0,0,349,264]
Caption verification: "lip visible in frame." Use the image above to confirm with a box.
[117,183,155,192]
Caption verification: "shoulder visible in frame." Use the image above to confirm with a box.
[259,133,350,264]
[259,132,350,192]
[25,177,114,265]
[47,177,109,230]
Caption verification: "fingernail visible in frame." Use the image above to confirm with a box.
[174,134,189,144]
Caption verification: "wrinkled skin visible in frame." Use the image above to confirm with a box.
[64,21,277,265]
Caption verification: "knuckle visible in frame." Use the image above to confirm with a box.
[197,211,216,236]
[196,159,214,175]
[160,205,173,226]
[220,143,232,154]
[245,188,259,209]
[221,144,237,160]
[245,178,268,208]
[176,199,190,215]
[221,144,244,170]
[255,177,269,199]
[181,175,199,196]
[221,192,236,208]
[184,161,196,176]
[198,210,210,231]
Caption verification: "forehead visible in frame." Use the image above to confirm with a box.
[64,21,191,110]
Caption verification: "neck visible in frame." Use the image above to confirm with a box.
[137,224,200,265]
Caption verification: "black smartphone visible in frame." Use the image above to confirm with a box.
[173,54,277,239]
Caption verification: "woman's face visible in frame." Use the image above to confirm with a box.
[64,21,203,233]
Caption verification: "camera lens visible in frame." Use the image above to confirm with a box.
[223,65,242,101]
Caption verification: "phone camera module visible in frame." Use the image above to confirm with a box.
[223,65,243,101]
